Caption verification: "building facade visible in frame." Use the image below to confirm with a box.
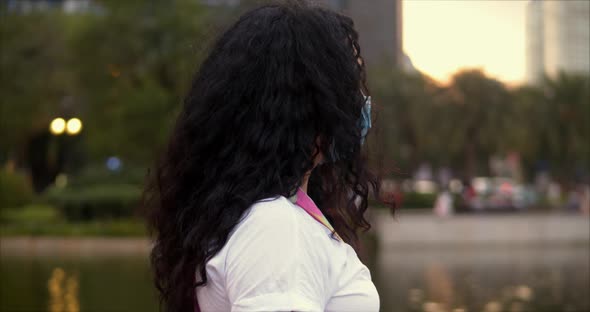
[526,0,590,85]
[320,0,403,68]
[525,0,545,85]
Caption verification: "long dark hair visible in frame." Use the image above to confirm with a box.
[143,1,388,311]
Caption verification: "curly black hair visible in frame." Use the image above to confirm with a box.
[143,1,388,311]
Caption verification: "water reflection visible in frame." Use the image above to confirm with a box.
[48,267,79,312]
[0,241,588,312]
[0,254,156,312]
[375,245,589,312]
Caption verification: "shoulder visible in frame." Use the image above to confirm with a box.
[221,193,336,278]
[229,195,335,250]
[229,196,301,240]
[222,196,301,257]
[247,195,298,223]
[221,194,335,276]
[220,196,334,310]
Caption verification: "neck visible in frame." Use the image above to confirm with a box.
[300,171,311,193]
[301,151,322,193]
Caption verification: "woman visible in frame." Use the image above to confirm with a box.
[144,1,391,311]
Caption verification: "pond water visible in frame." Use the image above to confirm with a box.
[0,254,156,312]
[1,242,588,312]
[374,245,589,312]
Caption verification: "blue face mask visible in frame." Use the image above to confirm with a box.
[324,94,372,163]
[359,95,372,146]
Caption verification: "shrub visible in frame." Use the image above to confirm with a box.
[45,184,142,221]
[400,192,437,209]
[0,169,34,209]
[0,204,60,224]
[0,219,146,237]
[68,165,147,187]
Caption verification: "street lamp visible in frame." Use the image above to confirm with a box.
[66,118,83,135]
[46,116,84,190]
[49,117,83,136]
[49,118,66,135]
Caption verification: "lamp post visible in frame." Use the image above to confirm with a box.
[48,117,84,187]
[65,118,83,136]
[49,117,83,136]
[49,118,66,135]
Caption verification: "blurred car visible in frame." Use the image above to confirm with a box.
[465,177,536,212]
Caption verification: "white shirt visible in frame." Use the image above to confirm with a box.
[195,194,380,312]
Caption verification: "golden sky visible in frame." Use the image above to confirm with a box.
[403,0,527,84]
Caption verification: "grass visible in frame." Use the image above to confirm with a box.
[0,204,147,237]
[0,219,147,237]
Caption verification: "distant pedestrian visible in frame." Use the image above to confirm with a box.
[434,190,453,217]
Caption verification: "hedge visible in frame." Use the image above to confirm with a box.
[371,192,466,211]
[45,184,142,221]
[0,204,60,224]
[0,169,34,209]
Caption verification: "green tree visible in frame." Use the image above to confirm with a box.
[0,12,75,162]
[1,1,223,190]
[70,0,215,164]
[508,85,546,179]
[539,73,590,182]
[444,70,513,178]
[367,68,438,176]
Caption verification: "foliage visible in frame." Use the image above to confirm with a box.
[0,0,218,167]
[0,170,34,209]
[0,204,60,224]
[0,200,146,237]
[368,68,590,183]
[0,219,146,237]
[68,164,147,187]
[538,73,590,182]
[400,192,437,209]
[0,12,76,159]
[45,184,141,221]
[1,2,588,189]
[69,0,217,163]
[367,68,435,175]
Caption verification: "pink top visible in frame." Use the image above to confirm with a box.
[290,187,343,242]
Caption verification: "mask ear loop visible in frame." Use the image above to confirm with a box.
[359,89,371,146]
[324,91,371,164]
[328,137,339,162]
